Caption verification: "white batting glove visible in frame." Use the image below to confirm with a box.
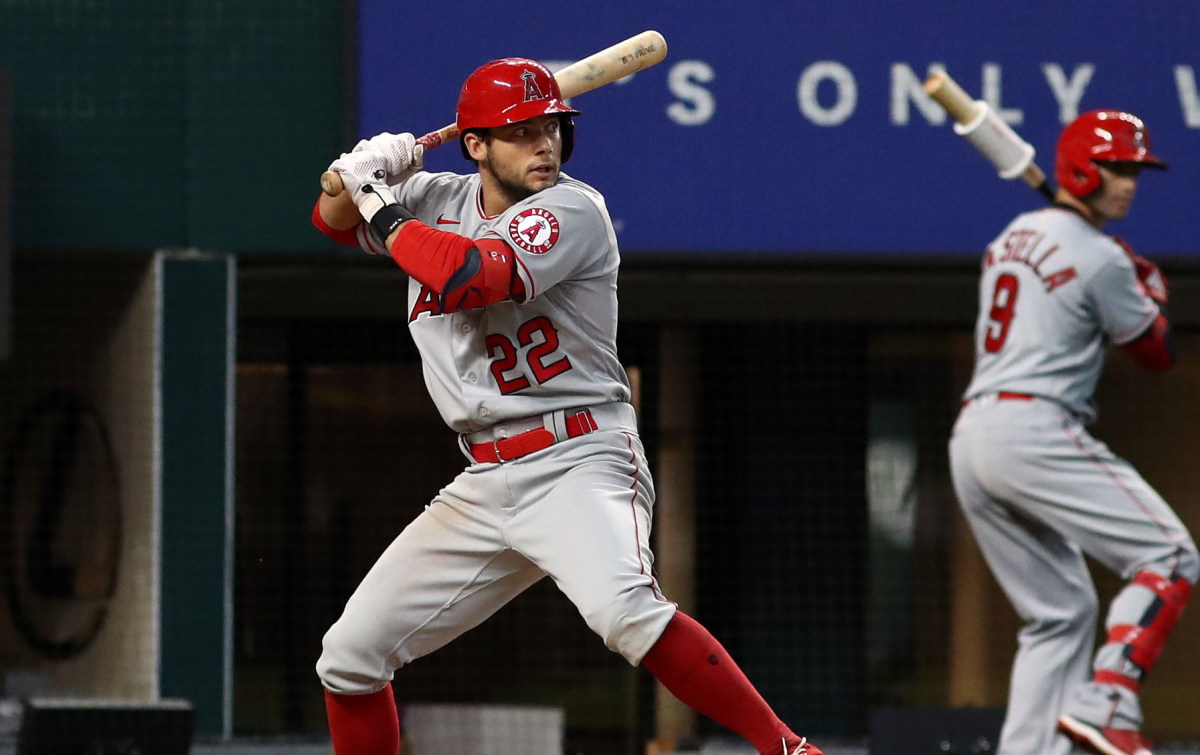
[328,150,386,196]
[352,132,425,185]
[327,151,394,215]
[327,150,415,253]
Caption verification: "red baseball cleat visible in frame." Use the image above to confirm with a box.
[1059,714,1153,755]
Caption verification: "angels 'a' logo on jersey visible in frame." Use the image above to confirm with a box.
[522,70,547,102]
[508,207,560,254]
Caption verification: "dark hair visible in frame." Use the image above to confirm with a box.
[459,128,492,164]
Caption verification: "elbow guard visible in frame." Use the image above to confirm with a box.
[1126,314,1175,372]
[391,223,518,313]
[439,240,519,312]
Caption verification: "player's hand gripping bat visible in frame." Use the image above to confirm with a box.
[925,70,1056,202]
[321,30,668,197]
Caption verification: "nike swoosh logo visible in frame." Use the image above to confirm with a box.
[437,215,460,225]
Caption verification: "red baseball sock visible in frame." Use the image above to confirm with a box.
[642,611,798,755]
[325,684,401,755]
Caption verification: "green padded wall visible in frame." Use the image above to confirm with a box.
[0,0,344,253]
[185,0,345,252]
[158,252,236,736]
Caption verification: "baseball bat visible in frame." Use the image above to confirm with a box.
[320,30,669,197]
[924,70,1056,202]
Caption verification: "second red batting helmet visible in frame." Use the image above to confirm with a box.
[456,58,580,162]
[1055,110,1167,197]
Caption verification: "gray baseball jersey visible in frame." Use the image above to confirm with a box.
[962,207,1159,423]
[371,170,633,433]
[950,205,1198,755]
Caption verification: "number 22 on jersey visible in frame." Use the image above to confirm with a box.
[984,273,1020,353]
[486,316,573,394]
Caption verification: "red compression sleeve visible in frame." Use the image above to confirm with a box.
[642,612,800,755]
[312,196,362,246]
[1125,314,1175,372]
[390,221,522,312]
[325,685,400,755]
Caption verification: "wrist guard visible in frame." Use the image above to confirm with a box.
[368,200,415,241]
[353,183,414,240]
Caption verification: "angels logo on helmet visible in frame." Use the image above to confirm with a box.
[522,70,547,102]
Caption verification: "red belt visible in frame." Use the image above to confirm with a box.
[469,409,598,463]
[997,392,1034,401]
[963,391,1035,408]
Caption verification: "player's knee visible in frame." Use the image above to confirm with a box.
[1063,587,1100,633]
[316,620,393,695]
[584,590,676,665]
[1028,585,1097,638]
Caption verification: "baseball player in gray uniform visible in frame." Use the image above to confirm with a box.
[310,58,821,755]
[949,110,1197,755]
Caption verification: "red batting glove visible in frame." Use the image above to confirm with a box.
[1114,236,1168,305]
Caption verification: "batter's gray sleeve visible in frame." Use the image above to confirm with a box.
[497,184,614,300]
[1086,253,1159,345]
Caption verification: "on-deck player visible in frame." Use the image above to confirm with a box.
[949,110,1198,755]
[310,58,821,755]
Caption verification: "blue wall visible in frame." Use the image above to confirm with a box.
[361,0,1200,256]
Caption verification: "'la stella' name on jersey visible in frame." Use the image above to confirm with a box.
[983,227,1077,294]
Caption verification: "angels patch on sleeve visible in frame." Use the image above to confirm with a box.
[508,207,560,254]
[499,178,616,300]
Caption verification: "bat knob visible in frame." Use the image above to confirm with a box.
[321,171,344,197]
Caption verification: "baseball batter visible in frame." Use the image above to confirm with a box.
[310,58,821,755]
[949,110,1198,755]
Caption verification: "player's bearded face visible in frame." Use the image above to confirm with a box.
[478,115,562,201]
[1088,163,1142,222]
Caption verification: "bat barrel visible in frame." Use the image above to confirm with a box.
[925,71,980,125]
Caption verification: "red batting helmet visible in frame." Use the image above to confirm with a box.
[1055,110,1167,197]
[456,58,580,162]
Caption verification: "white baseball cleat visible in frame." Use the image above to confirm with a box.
[1058,714,1153,755]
